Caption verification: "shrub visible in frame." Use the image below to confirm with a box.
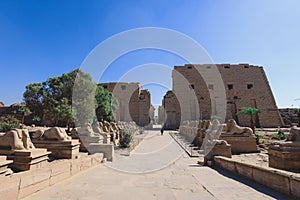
[254,133,262,145]
[272,132,286,140]
[119,128,133,148]
[0,115,20,132]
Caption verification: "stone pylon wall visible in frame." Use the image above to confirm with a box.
[163,64,283,128]
[158,105,165,124]
[162,91,181,129]
[98,82,151,127]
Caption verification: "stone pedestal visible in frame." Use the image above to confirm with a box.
[0,156,13,175]
[220,134,259,154]
[101,133,111,144]
[79,141,113,161]
[32,139,80,159]
[192,130,205,146]
[269,127,300,171]
[79,135,104,152]
[75,125,114,161]
[78,135,114,161]
[80,137,114,161]
[1,148,50,172]
[204,140,232,165]
[88,143,114,161]
[269,142,300,171]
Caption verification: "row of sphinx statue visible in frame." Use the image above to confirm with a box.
[179,119,254,147]
[0,121,140,151]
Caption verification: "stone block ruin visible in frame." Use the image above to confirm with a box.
[269,127,300,171]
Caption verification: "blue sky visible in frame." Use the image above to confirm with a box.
[0,0,300,109]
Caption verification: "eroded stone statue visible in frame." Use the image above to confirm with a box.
[102,121,110,133]
[0,129,35,150]
[200,120,211,130]
[92,121,104,134]
[204,138,231,164]
[98,122,104,131]
[207,120,220,133]
[225,119,253,135]
[103,121,114,133]
[101,121,119,145]
[32,127,71,141]
[77,123,100,137]
[111,122,119,132]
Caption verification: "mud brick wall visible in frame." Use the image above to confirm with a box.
[0,105,24,122]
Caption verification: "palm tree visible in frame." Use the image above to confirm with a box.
[236,107,261,132]
[294,108,300,126]
[18,106,31,125]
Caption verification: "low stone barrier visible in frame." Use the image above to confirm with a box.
[0,154,103,199]
[213,156,300,199]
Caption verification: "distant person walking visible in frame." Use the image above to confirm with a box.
[160,127,164,136]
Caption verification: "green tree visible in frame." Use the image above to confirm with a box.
[95,86,119,122]
[294,108,300,126]
[44,97,73,126]
[23,82,44,121]
[42,70,79,126]
[72,70,97,126]
[24,69,96,126]
[0,116,20,132]
[236,107,261,132]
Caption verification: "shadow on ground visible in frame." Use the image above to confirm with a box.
[212,167,294,200]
